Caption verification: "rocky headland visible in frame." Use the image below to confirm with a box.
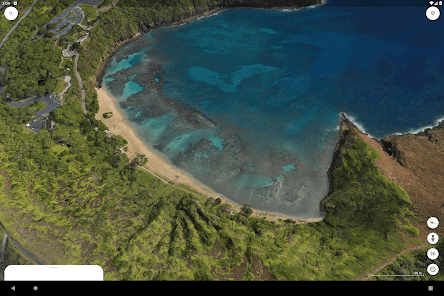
[94,0,443,228]
[323,112,444,244]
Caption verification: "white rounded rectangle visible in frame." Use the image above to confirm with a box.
[4,265,103,281]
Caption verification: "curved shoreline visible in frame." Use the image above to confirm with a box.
[93,0,443,224]
[93,0,324,88]
[96,86,323,224]
[93,2,326,223]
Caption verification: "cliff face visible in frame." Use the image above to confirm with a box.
[323,113,444,244]
[323,113,363,202]
[98,0,322,87]
[380,120,444,167]
[377,120,444,242]
[221,0,322,8]
[138,0,321,32]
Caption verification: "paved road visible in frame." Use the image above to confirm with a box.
[0,66,6,99]
[0,0,39,50]
[53,7,84,38]
[0,221,44,267]
[7,94,60,132]
[0,234,6,280]
[33,0,104,40]
[77,0,108,6]
[0,66,6,82]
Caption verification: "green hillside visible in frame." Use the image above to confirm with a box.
[0,0,421,281]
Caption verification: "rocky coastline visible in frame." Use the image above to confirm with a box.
[94,0,322,88]
[321,112,362,213]
[93,31,144,89]
[380,119,444,167]
[321,111,444,224]
[93,0,444,223]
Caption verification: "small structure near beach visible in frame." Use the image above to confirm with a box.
[104,130,114,138]
[103,112,113,119]
[129,153,148,169]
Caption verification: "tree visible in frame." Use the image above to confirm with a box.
[103,112,113,119]
[242,205,253,216]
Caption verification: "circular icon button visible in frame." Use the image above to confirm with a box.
[426,6,440,21]
[427,232,439,244]
[427,248,439,260]
[427,217,439,229]
[427,263,439,276]
[4,7,18,21]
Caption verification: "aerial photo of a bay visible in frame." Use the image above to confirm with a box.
[99,0,444,220]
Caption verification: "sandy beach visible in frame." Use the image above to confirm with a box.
[95,87,323,224]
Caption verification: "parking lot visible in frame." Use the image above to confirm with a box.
[8,94,59,133]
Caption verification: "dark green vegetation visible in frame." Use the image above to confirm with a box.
[370,239,443,281]
[0,0,422,280]
[0,94,420,279]
[97,0,114,10]
[27,100,47,112]
[79,5,98,24]
[242,205,253,216]
[1,236,37,268]
[79,0,219,85]
[103,112,113,119]
[321,137,418,240]
[0,0,75,99]
[0,224,37,283]
[0,0,35,42]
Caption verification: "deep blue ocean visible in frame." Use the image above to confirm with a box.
[102,1,444,219]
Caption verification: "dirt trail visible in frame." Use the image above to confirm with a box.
[359,244,428,281]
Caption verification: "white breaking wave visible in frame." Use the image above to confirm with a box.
[403,116,444,136]
[282,0,327,12]
[170,9,227,27]
[340,112,444,140]
[340,112,378,139]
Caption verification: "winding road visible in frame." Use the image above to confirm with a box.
[0,0,119,279]
[0,220,44,281]
[0,0,39,50]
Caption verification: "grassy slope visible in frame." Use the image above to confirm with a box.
[0,0,74,99]
[369,239,443,281]
[3,237,37,267]
[0,0,424,281]
[0,102,420,280]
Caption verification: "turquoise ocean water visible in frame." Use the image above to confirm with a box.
[102,2,444,218]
